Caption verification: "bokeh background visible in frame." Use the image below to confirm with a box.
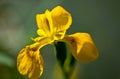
[0,0,120,79]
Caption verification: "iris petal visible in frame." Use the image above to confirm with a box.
[51,6,72,40]
[36,12,51,36]
[17,44,44,79]
[64,33,99,63]
[36,6,72,40]
[17,37,52,79]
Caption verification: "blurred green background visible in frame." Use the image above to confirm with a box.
[0,0,120,79]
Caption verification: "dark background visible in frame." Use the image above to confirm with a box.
[0,0,120,79]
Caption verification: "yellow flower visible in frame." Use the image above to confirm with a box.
[17,6,99,79]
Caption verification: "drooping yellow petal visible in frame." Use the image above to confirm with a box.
[51,6,72,40]
[64,33,99,63]
[17,43,44,79]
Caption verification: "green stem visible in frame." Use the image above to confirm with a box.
[54,41,76,79]
[62,55,76,79]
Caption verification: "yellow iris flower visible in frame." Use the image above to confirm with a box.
[17,6,98,79]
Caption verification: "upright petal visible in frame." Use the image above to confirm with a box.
[64,33,99,63]
[51,6,72,40]
[36,11,51,36]
[17,43,44,79]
